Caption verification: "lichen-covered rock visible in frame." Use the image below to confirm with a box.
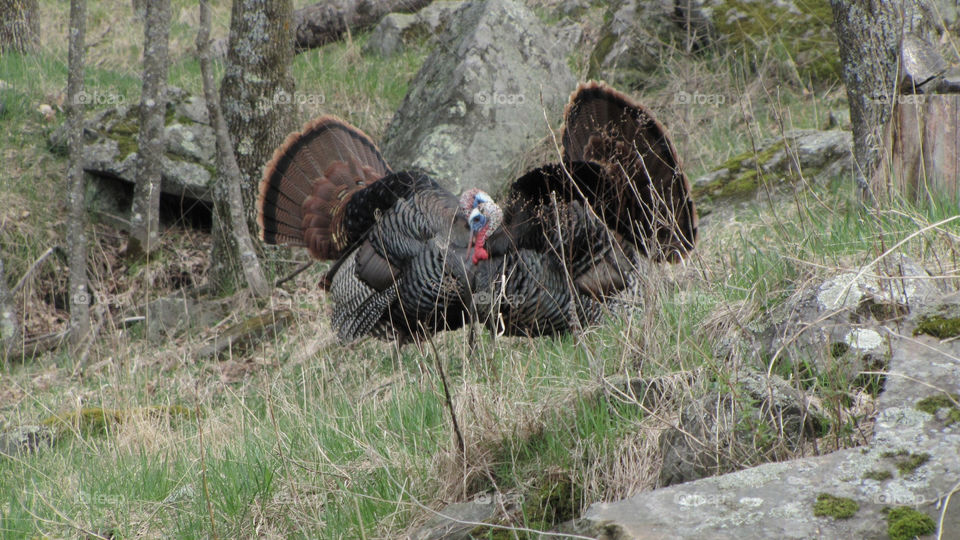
[49,88,216,209]
[591,0,840,89]
[380,0,576,195]
[692,129,852,210]
[659,370,823,486]
[363,1,464,57]
[577,325,960,539]
[0,425,57,456]
[751,255,946,380]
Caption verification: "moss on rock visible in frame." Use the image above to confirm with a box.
[916,393,960,425]
[863,469,893,482]
[913,314,960,339]
[886,507,936,540]
[41,405,193,435]
[693,140,785,202]
[880,450,931,476]
[812,493,858,519]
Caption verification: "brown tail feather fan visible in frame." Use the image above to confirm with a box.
[561,81,697,262]
[257,115,392,260]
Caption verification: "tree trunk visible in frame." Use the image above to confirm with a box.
[829,0,935,197]
[0,0,39,54]
[220,0,295,251]
[66,0,90,346]
[292,0,432,52]
[0,256,21,360]
[128,0,172,258]
[198,0,271,298]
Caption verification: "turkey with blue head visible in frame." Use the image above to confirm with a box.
[257,81,697,344]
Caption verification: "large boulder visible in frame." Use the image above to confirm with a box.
[380,0,577,195]
[576,296,960,538]
[49,88,216,223]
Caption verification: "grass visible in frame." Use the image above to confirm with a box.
[2,0,960,538]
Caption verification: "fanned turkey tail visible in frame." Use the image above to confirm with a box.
[561,81,697,262]
[257,116,392,261]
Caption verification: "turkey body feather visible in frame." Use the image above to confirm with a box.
[257,81,698,344]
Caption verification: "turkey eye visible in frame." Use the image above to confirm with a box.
[469,212,486,230]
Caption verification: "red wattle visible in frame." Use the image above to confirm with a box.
[472,245,489,265]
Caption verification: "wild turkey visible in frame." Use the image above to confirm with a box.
[257,81,697,343]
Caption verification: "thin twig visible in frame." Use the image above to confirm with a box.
[428,337,465,459]
[275,260,315,287]
[11,246,62,296]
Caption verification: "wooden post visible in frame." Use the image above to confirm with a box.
[879,94,960,205]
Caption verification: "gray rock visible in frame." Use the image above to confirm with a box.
[595,0,841,88]
[364,13,417,57]
[411,499,497,539]
[589,0,687,90]
[363,2,464,57]
[692,129,853,208]
[901,35,947,90]
[554,0,592,19]
[175,96,210,125]
[381,0,576,195]
[141,295,231,343]
[579,315,960,539]
[165,123,216,165]
[933,67,960,94]
[659,370,823,487]
[0,425,57,456]
[772,255,945,374]
[48,88,216,213]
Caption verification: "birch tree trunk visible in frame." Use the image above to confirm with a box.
[66,0,90,345]
[198,0,271,297]
[829,0,934,198]
[0,0,39,54]
[128,0,172,258]
[220,0,295,240]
